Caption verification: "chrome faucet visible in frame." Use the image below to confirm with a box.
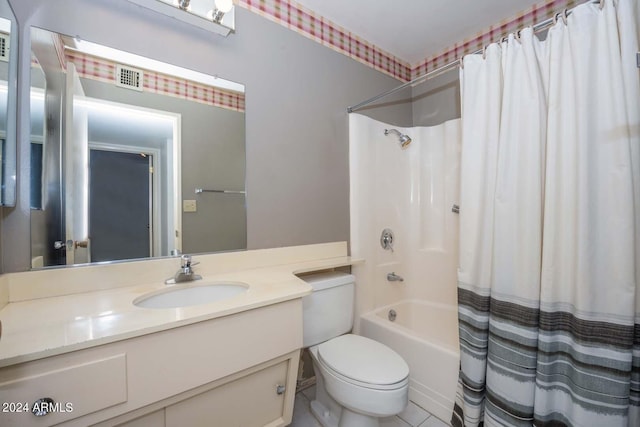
[387,272,404,282]
[166,254,202,284]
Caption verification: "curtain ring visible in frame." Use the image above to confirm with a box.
[459,56,464,69]
[482,45,487,60]
[599,0,605,10]
[554,10,568,26]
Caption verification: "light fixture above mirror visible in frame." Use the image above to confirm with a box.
[207,0,234,24]
[125,0,236,36]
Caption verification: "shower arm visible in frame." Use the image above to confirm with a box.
[384,128,412,148]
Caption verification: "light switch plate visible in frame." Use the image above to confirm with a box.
[183,200,197,212]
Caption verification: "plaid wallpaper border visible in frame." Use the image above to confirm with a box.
[238,0,580,82]
[236,0,412,81]
[66,50,245,113]
[411,0,580,79]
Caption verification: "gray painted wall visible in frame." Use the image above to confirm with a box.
[412,69,461,127]
[2,0,413,272]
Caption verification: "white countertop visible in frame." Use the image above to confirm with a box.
[0,243,359,368]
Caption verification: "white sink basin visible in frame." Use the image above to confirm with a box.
[134,282,249,309]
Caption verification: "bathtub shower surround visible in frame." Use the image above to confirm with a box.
[349,114,461,418]
[349,114,461,311]
[453,1,640,426]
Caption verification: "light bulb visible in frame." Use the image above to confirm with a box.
[173,0,191,11]
[214,0,233,13]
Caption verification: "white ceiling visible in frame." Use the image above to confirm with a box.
[295,0,543,65]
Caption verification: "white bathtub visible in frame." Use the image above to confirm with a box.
[360,300,460,423]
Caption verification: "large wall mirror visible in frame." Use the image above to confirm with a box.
[0,0,17,206]
[29,27,246,269]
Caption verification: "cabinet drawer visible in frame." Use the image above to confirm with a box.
[0,354,127,426]
[166,359,289,427]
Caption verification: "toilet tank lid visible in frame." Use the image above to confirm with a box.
[299,271,355,291]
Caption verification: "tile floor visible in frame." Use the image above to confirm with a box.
[291,385,450,427]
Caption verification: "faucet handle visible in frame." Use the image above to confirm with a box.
[380,229,394,252]
[180,254,200,269]
[180,254,192,267]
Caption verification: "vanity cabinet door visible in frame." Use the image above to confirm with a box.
[165,359,290,427]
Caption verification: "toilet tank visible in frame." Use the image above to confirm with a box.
[301,271,355,347]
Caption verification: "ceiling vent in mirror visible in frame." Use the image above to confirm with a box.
[116,64,144,91]
[0,33,10,62]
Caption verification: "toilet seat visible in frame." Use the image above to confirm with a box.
[316,334,409,390]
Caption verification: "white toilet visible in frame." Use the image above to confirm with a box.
[301,271,409,427]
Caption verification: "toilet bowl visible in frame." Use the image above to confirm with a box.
[308,334,409,427]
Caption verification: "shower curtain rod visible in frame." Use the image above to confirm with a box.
[346,0,599,114]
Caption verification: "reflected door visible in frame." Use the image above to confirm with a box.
[64,63,89,264]
[89,149,152,262]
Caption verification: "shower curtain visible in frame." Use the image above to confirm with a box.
[452,1,639,426]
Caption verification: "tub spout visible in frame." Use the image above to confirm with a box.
[387,272,404,282]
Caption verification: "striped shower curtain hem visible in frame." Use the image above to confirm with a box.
[453,287,638,426]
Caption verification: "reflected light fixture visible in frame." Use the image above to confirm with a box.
[207,0,233,24]
[125,0,236,36]
[174,0,190,11]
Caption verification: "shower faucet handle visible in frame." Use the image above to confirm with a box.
[380,228,394,252]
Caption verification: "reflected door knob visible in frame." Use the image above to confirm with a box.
[54,240,89,250]
[53,241,66,250]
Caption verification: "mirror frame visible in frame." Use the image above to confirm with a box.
[0,0,18,206]
[27,27,247,270]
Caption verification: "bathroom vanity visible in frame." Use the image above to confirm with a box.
[0,242,357,426]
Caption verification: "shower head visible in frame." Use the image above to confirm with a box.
[384,128,412,148]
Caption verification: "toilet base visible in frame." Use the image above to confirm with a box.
[309,361,342,427]
[310,399,379,427]
[310,399,339,427]
[338,407,380,427]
